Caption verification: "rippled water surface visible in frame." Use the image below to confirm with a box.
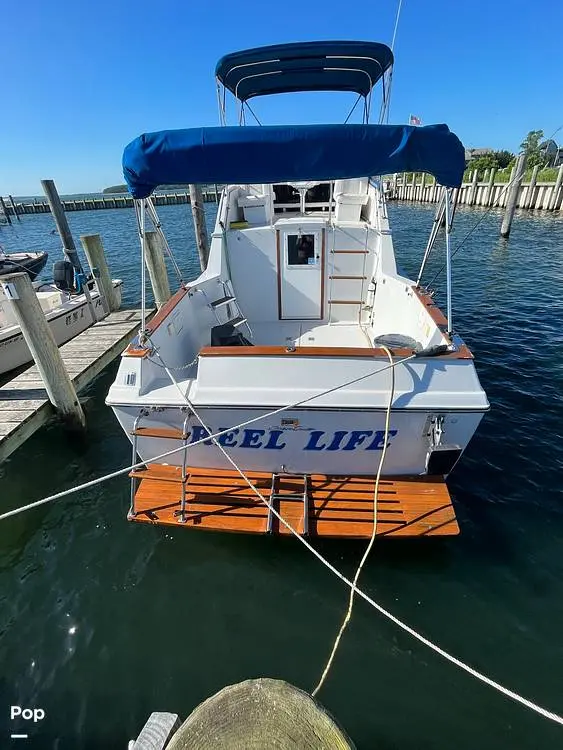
[0,202,562,748]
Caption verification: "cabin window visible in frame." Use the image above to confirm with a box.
[287,234,315,265]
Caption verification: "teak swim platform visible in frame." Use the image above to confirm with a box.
[129,465,459,538]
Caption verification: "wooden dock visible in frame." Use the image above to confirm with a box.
[130,464,459,538]
[0,309,145,463]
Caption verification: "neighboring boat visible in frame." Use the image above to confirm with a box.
[0,250,48,280]
[107,41,489,539]
[0,266,123,375]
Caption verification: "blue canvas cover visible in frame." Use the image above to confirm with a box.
[215,41,394,100]
[123,124,465,199]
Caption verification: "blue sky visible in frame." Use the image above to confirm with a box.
[1,0,561,195]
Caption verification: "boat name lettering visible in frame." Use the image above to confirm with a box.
[188,426,397,451]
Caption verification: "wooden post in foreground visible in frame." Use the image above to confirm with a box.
[144,231,171,309]
[166,678,354,750]
[501,154,527,237]
[80,234,120,313]
[0,196,12,225]
[0,272,85,429]
[189,184,210,271]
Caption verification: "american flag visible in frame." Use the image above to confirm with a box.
[409,114,422,126]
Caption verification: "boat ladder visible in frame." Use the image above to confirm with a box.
[198,280,253,338]
[268,472,310,536]
[129,410,192,522]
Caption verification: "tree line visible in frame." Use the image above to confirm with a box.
[469,130,557,179]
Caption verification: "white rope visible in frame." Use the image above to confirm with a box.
[311,343,394,696]
[2,346,563,726]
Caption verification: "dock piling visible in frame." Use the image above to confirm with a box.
[501,154,527,237]
[189,184,210,270]
[164,678,354,750]
[469,169,479,206]
[548,164,563,211]
[485,168,497,206]
[41,179,77,256]
[8,195,20,221]
[144,231,171,309]
[0,196,12,225]
[524,165,540,209]
[0,273,85,430]
[80,234,120,313]
[41,178,97,321]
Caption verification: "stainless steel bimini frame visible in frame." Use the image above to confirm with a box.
[216,54,393,127]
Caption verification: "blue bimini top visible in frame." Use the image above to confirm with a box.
[122,123,465,199]
[215,41,394,100]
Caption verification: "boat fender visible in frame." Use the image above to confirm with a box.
[74,271,86,294]
[414,344,450,357]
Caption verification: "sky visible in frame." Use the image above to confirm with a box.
[1,0,562,195]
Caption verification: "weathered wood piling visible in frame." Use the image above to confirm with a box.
[501,153,527,237]
[189,184,210,270]
[0,195,12,224]
[80,234,120,313]
[129,679,355,750]
[144,231,172,309]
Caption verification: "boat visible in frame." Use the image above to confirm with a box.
[107,41,489,539]
[0,250,48,280]
[0,264,123,375]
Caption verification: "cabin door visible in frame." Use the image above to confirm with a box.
[278,229,324,319]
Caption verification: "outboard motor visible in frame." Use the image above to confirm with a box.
[53,260,75,292]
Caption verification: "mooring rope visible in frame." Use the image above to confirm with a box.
[2,349,563,726]
[311,343,395,697]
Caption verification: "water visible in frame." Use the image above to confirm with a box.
[0,203,562,748]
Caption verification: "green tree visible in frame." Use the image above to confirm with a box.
[468,153,498,178]
[492,150,513,169]
[520,130,545,169]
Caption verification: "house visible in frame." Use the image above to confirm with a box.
[540,140,563,167]
[465,147,494,162]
